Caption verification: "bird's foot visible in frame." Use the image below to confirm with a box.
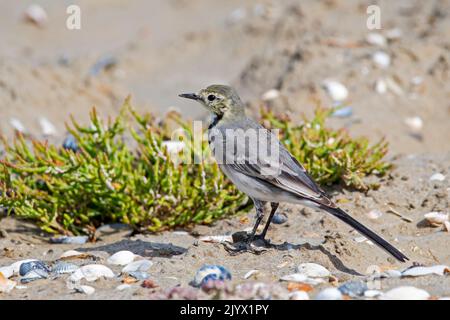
[223,231,271,255]
[224,241,267,255]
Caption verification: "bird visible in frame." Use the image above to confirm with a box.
[179,84,409,262]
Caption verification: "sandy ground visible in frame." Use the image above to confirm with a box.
[0,0,449,299]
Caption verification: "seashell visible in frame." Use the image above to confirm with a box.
[338,281,368,297]
[107,251,137,266]
[199,235,233,243]
[62,134,79,152]
[331,106,353,118]
[404,116,423,131]
[365,32,387,46]
[0,273,16,293]
[271,212,288,224]
[69,264,115,282]
[381,286,430,300]
[9,118,27,133]
[39,117,57,136]
[127,271,149,281]
[289,291,310,300]
[21,270,48,283]
[385,77,403,95]
[24,4,48,26]
[315,287,343,300]
[372,51,391,68]
[75,285,95,295]
[10,259,38,275]
[19,260,50,276]
[60,250,83,259]
[375,79,387,94]
[162,141,185,154]
[364,290,383,298]
[424,212,448,226]
[49,235,88,244]
[401,265,449,277]
[444,221,450,233]
[322,80,349,102]
[354,236,368,243]
[297,263,331,278]
[0,266,14,279]
[261,89,280,101]
[51,261,79,275]
[122,259,153,273]
[367,209,383,220]
[383,269,402,278]
[193,265,231,287]
[429,173,445,182]
[116,284,132,291]
[280,273,324,285]
[243,269,259,279]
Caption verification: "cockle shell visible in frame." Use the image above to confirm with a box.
[107,251,137,266]
[69,264,115,282]
[424,212,448,226]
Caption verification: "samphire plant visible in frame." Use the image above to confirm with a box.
[0,99,391,235]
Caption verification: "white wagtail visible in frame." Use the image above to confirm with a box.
[180,85,408,262]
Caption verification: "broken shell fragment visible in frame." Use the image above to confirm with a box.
[39,117,57,136]
[401,265,450,277]
[9,118,27,133]
[424,212,449,227]
[69,264,115,282]
[19,260,50,277]
[52,262,80,275]
[75,285,95,295]
[0,266,14,279]
[193,265,231,287]
[429,173,445,182]
[367,209,383,220]
[0,273,16,293]
[297,263,331,278]
[243,269,259,279]
[315,287,343,300]
[24,4,48,27]
[107,251,137,266]
[381,286,430,300]
[199,235,233,244]
[127,271,149,281]
[122,259,153,273]
[404,116,423,131]
[365,32,387,47]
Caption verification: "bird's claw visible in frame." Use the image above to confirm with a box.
[224,241,267,255]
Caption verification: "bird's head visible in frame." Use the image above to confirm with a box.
[179,84,245,118]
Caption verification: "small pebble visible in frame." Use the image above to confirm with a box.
[322,80,349,102]
[116,284,132,291]
[404,116,423,131]
[39,117,57,136]
[366,33,387,46]
[261,89,280,101]
[429,173,445,182]
[24,4,48,27]
[75,285,95,295]
[372,51,391,68]
[271,212,288,224]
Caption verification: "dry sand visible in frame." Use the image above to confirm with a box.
[0,0,449,299]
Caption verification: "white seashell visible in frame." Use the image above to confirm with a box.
[38,117,57,136]
[444,221,450,232]
[122,259,153,273]
[366,33,386,46]
[424,212,449,226]
[384,269,402,278]
[364,290,383,298]
[162,141,185,154]
[354,236,368,243]
[199,235,233,244]
[261,89,280,101]
[0,273,16,293]
[60,250,83,258]
[70,264,115,282]
[404,116,423,131]
[107,251,137,266]
[76,285,95,295]
[15,285,27,290]
[372,51,391,68]
[315,288,343,300]
[375,79,387,94]
[116,284,132,291]
[429,173,445,182]
[289,291,310,300]
[0,266,14,279]
[10,259,38,275]
[9,118,27,133]
[322,80,349,102]
[280,273,324,285]
[297,263,331,278]
[24,4,48,26]
[367,209,383,220]
[402,265,449,277]
[193,265,231,287]
[381,286,430,300]
[243,270,259,279]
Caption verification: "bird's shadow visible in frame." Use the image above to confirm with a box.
[224,238,362,276]
[76,239,187,258]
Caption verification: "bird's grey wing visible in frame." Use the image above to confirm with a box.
[218,127,333,206]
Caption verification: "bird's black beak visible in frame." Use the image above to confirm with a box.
[179,93,201,101]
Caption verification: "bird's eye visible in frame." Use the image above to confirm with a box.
[207,94,216,102]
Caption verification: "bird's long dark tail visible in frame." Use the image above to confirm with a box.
[320,205,409,262]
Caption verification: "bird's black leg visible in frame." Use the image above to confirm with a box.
[258,202,279,241]
[246,199,266,244]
